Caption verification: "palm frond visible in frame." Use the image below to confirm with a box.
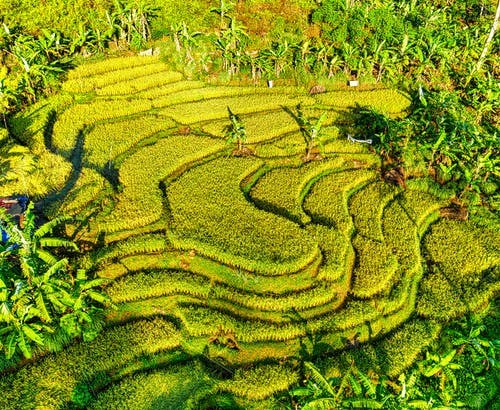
[341,398,383,409]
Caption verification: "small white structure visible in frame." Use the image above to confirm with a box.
[348,134,372,144]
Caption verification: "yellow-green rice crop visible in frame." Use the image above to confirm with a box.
[88,362,213,410]
[349,180,401,241]
[52,99,153,152]
[167,157,319,275]
[159,93,315,124]
[314,88,411,114]
[65,56,162,80]
[97,135,225,233]
[303,168,376,233]
[96,71,183,96]
[249,157,348,225]
[0,318,182,410]
[63,61,169,93]
[83,115,175,168]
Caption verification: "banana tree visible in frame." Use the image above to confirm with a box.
[223,107,247,152]
[288,362,389,409]
[210,0,235,31]
[292,105,328,161]
[0,204,112,359]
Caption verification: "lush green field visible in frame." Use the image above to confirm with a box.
[1,56,498,409]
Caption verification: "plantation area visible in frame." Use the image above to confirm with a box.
[1,0,500,408]
[0,54,498,408]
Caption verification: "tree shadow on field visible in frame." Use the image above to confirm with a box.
[38,129,85,209]
[286,309,334,362]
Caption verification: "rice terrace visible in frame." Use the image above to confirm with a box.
[0,1,499,407]
[0,53,497,408]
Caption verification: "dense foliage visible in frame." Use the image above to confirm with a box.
[0,204,112,360]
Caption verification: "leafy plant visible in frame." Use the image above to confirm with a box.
[0,203,112,359]
[223,107,247,152]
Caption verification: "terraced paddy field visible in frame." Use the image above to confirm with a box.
[1,56,499,409]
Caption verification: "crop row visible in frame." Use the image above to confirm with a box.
[159,93,315,124]
[52,99,153,153]
[350,235,399,298]
[95,71,183,96]
[97,135,225,233]
[0,318,182,409]
[218,363,299,401]
[303,168,376,233]
[314,88,411,114]
[136,80,205,99]
[417,265,500,321]
[10,94,74,153]
[48,167,112,217]
[417,218,500,320]
[66,56,161,80]
[88,362,213,410]
[90,234,168,268]
[108,294,340,326]
[382,199,422,272]
[5,95,74,198]
[166,157,319,275]
[107,268,344,313]
[307,224,353,285]
[175,296,408,343]
[324,319,441,379]
[249,157,348,225]
[99,246,322,294]
[63,61,169,93]
[152,85,282,109]
[83,115,174,168]
[349,180,401,241]
[203,109,302,145]
[350,188,433,299]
